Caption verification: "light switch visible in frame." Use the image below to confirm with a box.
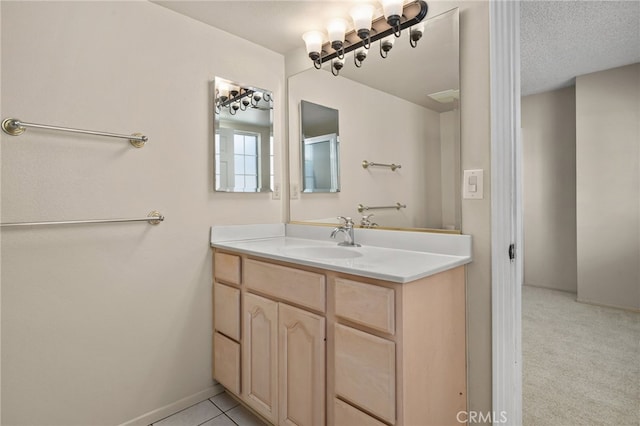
[272,184,281,200]
[290,183,299,200]
[463,169,484,199]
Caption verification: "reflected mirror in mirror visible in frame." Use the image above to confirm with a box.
[288,8,459,231]
[301,100,340,193]
[213,76,273,192]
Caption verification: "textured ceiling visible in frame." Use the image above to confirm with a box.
[521,0,640,95]
[154,1,640,97]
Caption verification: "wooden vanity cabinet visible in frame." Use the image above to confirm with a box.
[328,268,467,426]
[213,251,326,426]
[212,249,467,426]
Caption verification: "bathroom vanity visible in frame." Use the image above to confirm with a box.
[210,224,471,426]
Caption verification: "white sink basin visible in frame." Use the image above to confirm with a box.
[283,246,363,260]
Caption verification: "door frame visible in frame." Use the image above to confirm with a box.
[490,1,523,425]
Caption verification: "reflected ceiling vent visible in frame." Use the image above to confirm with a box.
[427,89,459,103]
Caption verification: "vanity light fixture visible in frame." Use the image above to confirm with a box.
[302,0,428,76]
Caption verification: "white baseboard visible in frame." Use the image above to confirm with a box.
[119,383,225,426]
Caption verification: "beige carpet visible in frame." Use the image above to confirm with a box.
[522,285,640,426]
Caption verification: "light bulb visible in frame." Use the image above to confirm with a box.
[381,0,403,18]
[350,4,375,40]
[302,30,325,60]
[380,0,403,31]
[327,18,348,51]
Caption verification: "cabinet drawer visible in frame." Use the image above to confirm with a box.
[244,258,325,312]
[214,252,241,285]
[334,324,396,424]
[214,282,240,341]
[334,278,395,334]
[334,398,387,426]
[213,332,240,395]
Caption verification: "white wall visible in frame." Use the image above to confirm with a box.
[0,2,284,425]
[522,87,577,292]
[456,2,492,420]
[576,63,640,311]
[288,68,441,229]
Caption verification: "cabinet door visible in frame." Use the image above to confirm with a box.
[279,303,325,426]
[243,293,278,424]
[334,324,396,424]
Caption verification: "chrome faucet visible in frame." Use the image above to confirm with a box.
[330,216,361,247]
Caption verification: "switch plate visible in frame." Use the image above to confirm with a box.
[290,184,299,200]
[272,184,281,200]
[463,169,484,199]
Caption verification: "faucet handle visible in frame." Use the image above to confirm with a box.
[360,214,378,228]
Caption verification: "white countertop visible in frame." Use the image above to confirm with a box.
[210,224,472,283]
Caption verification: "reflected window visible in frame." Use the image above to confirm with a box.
[233,132,259,192]
[216,130,261,192]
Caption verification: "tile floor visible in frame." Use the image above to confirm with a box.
[151,387,267,426]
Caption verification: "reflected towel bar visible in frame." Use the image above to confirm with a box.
[2,118,148,148]
[357,203,407,213]
[362,160,401,171]
[0,211,164,227]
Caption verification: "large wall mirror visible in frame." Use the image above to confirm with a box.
[288,8,460,230]
[301,100,340,193]
[214,76,274,192]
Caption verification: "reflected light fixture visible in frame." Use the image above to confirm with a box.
[302,0,428,76]
[409,22,424,47]
[379,35,394,59]
[354,47,367,68]
[215,87,271,116]
[331,57,345,76]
